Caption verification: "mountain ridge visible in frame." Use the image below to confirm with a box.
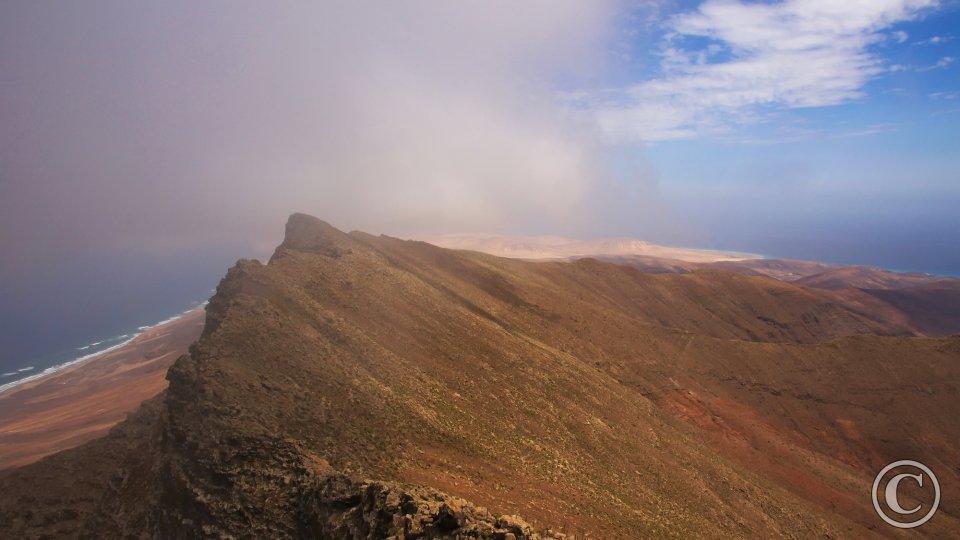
[2,214,958,538]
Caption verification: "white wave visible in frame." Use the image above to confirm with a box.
[77,345,90,350]
[0,302,206,396]
[2,372,15,377]
[17,366,34,372]
[157,314,183,326]
[0,334,141,395]
[136,312,192,334]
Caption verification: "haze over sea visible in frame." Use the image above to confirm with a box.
[0,247,243,389]
[1,2,959,387]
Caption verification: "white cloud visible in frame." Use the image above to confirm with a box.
[581,0,938,141]
[929,90,960,100]
[916,56,956,71]
[917,35,953,45]
[892,30,910,43]
[885,55,955,73]
[832,124,900,138]
[1,1,635,269]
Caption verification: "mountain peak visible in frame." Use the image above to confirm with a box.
[3,218,960,537]
[278,213,351,258]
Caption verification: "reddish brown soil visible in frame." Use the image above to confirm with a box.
[0,308,204,470]
[1,215,957,538]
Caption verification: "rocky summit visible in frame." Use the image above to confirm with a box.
[1,213,958,538]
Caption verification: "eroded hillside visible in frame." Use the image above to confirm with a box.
[1,214,957,538]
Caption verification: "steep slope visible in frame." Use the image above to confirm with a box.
[862,281,960,337]
[0,394,166,537]
[1,214,958,538]
[593,256,960,338]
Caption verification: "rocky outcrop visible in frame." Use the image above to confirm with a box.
[300,475,548,539]
[2,213,960,538]
[276,213,352,259]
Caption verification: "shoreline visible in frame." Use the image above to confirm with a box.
[0,303,207,396]
[0,306,206,470]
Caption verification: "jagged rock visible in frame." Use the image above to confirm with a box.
[299,475,544,539]
[2,214,959,538]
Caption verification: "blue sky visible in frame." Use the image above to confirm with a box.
[1,0,958,288]
[582,0,960,273]
[591,0,960,141]
[0,0,958,373]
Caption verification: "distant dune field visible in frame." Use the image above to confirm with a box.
[420,234,761,263]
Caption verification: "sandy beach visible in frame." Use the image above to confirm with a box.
[420,234,761,263]
[0,308,205,470]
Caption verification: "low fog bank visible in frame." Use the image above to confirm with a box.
[1,1,691,284]
[0,1,696,368]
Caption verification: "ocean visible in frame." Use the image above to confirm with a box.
[0,299,208,393]
[0,247,245,395]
